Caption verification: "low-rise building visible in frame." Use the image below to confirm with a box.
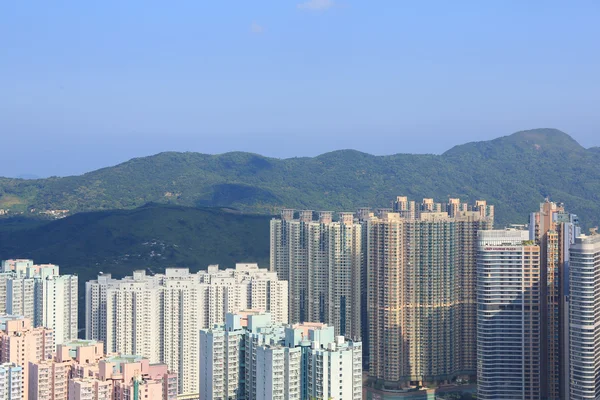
[28,340,177,400]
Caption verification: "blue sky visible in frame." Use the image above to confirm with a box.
[1,1,599,177]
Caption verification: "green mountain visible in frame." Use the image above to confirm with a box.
[1,128,599,227]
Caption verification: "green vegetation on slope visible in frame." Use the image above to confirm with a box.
[1,128,599,227]
[0,203,271,281]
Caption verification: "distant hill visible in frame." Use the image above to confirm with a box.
[1,128,599,227]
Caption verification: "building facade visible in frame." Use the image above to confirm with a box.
[86,264,287,395]
[367,198,493,389]
[41,275,78,346]
[200,312,362,400]
[529,200,580,399]
[569,232,600,400]
[0,316,54,400]
[270,211,362,340]
[28,340,177,400]
[477,229,541,399]
[0,363,23,400]
[0,260,77,345]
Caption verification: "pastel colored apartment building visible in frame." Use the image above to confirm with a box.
[0,315,54,400]
[67,355,176,400]
[28,340,177,400]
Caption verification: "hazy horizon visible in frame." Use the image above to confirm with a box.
[2,1,599,177]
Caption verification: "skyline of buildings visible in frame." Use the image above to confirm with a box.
[0,314,177,400]
[85,263,288,395]
[1,195,599,399]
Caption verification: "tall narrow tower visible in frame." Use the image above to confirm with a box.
[477,229,541,399]
[270,210,362,339]
[530,200,580,399]
[569,231,600,400]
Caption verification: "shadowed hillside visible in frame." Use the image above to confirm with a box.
[0,203,271,281]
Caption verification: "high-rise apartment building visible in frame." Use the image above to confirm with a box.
[530,200,580,399]
[270,211,362,339]
[84,273,113,348]
[86,264,287,396]
[67,379,111,400]
[367,197,493,389]
[0,363,23,400]
[569,231,600,400]
[29,358,71,400]
[0,260,77,345]
[477,229,541,400]
[305,334,362,400]
[199,312,362,400]
[0,316,54,400]
[270,209,315,324]
[41,275,78,345]
[199,313,249,400]
[6,278,35,324]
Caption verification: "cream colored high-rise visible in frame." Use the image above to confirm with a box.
[270,211,362,339]
[530,200,580,399]
[368,198,493,389]
[86,264,287,396]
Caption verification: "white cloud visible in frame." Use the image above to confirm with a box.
[250,21,264,34]
[297,0,334,11]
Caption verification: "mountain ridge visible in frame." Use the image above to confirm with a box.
[1,128,599,227]
[2,129,592,182]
